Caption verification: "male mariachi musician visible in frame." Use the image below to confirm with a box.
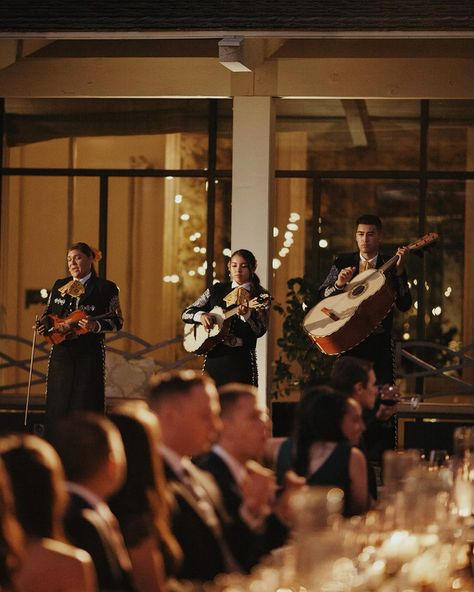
[36,242,123,433]
[317,214,412,387]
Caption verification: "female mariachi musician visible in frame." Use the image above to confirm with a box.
[182,249,269,387]
[36,242,123,432]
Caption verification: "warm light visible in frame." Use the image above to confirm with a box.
[279,248,289,257]
[166,176,174,180]
[272,258,282,269]
[188,270,196,276]
[319,239,328,248]
[432,306,442,316]
[283,239,293,248]
[403,332,410,340]
[289,212,300,222]
[414,301,418,309]
[170,275,180,283]
[444,286,452,297]
[287,223,299,231]
[223,248,232,257]
[174,194,183,203]
[197,267,206,276]
[425,281,430,291]
[200,247,206,254]
[413,279,418,286]
[40,288,49,298]
[284,231,293,240]
[273,227,279,238]
[193,246,200,253]
[180,213,190,221]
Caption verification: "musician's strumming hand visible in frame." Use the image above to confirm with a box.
[200,313,215,331]
[335,266,356,289]
[395,246,409,275]
[78,316,100,333]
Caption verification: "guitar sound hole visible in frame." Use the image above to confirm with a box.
[350,284,367,298]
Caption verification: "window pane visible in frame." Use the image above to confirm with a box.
[428,100,474,171]
[276,99,420,171]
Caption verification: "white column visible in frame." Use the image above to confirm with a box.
[231,96,275,407]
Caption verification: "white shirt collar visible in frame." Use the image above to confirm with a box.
[359,253,378,265]
[212,444,248,486]
[159,444,187,478]
[78,272,92,285]
[231,280,253,292]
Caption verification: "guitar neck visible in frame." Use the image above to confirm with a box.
[379,233,438,274]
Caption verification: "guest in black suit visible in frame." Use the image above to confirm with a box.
[317,214,412,386]
[51,412,136,592]
[37,242,123,432]
[196,383,291,571]
[148,370,257,582]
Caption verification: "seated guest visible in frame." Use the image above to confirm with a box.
[292,386,368,517]
[330,356,399,496]
[196,383,291,571]
[108,402,182,592]
[0,434,96,592]
[0,458,23,592]
[148,370,260,581]
[50,412,137,592]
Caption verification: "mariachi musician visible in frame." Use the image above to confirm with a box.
[37,242,123,432]
[182,249,269,387]
[317,214,412,386]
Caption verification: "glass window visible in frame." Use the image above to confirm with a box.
[428,100,474,171]
[276,99,420,171]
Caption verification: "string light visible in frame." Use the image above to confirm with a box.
[287,223,298,231]
[319,239,328,248]
[273,227,279,238]
[174,194,183,203]
[272,258,282,269]
[180,213,190,221]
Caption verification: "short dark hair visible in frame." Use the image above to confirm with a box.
[50,412,118,483]
[330,356,374,395]
[147,369,214,409]
[218,383,258,417]
[356,214,382,231]
[68,242,98,276]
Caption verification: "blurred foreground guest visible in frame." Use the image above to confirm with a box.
[108,402,182,592]
[51,413,137,592]
[0,458,22,592]
[0,434,96,592]
[148,370,249,581]
[292,387,368,517]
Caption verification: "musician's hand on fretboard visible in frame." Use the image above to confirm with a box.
[200,313,215,330]
[395,246,410,274]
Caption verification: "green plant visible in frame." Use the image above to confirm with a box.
[272,277,333,398]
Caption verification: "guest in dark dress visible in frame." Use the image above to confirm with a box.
[182,249,269,386]
[37,242,123,432]
[292,386,368,517]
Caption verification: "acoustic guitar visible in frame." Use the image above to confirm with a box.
[183,293,271,355]
[303,233,438,355]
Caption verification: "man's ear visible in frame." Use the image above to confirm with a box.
[353,381,364,396]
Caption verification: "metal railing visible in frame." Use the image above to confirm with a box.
[395,339,474,397]
[0,331,195,397]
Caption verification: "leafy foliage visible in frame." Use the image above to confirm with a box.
[272,277,334,398]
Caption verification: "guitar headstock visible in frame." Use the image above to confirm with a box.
[408,232,439,255]
[254,293,273,310]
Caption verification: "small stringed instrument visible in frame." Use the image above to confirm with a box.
[183,293,271,355]
[303,232,438,355]
[40,310,113,345]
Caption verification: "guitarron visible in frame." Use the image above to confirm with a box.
[303,233,438,355]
